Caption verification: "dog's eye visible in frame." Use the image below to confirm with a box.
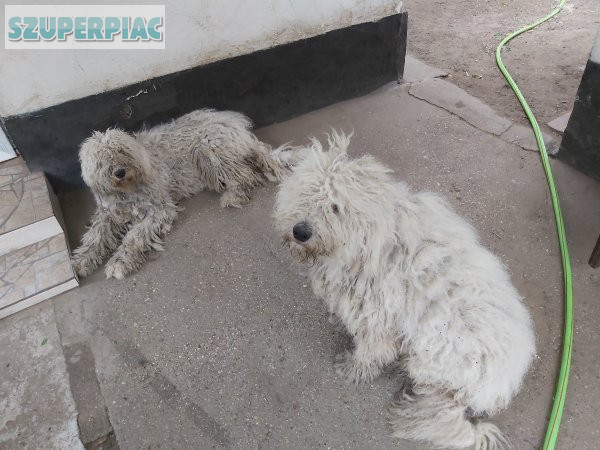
[332,204,339,214]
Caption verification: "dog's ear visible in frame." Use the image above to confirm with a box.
[126,138,155,184]
[79,133,106,189]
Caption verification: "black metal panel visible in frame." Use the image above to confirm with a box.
[559,55,600,181]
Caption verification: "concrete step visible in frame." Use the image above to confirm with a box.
[0,158,78,319]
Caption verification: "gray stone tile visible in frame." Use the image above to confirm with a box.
[3,190,34,232]
[548,110,572,134]
[0,259,36,307]
[409,77,512,135]
[5,244,37,269]
[1,236,73,309]
[2,264,30,284]
[24,171,44,181]
[0,164,28,177]
[0,188,18,206]
[0,174,14,185]
[20,266,37,298]
[0,171,53,234]
[500,124,559,155]
[33,196,54,221]
[36,240,51,258]
[0,206,16,228]
[21,243,47,265]
[33,250,73,291]
[29,176,48,198]
[0,284,20,305]
[48,234,68,254]
[403,54,448,83]
[19,235,66,262]
[0,284,10,299]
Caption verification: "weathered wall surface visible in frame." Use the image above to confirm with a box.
[0,0,399,116]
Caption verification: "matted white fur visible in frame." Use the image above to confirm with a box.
[274,132,535,449]
[73,108,303,279]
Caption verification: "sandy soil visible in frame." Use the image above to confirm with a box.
[405,0,599,129]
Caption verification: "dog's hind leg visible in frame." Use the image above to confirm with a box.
[219,182,250,208]
[105,207,177,279]
[72,210,122,277]
[248,141,286,182]
[388,384,508,449]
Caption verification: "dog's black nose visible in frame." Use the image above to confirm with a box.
[114,168,126,179]
[293,222,312,242]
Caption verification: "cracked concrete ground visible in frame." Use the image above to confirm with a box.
[0,307,82,449]
[1,57,599,450]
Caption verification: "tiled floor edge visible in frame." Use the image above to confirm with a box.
[0,216,63,256]
[0,278,78,320]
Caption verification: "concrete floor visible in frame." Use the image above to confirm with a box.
[1,61,600,450]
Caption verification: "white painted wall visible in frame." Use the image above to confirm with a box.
[0,0,400,117]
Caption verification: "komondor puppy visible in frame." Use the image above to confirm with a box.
[274,131,535,449]
[73,108,301,279]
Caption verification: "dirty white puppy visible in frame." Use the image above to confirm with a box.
[73,108,299,279]
[274,132,535,449]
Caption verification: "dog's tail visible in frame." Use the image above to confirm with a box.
[388,384,508,449]
[255,141,310,182]
[270,143,310,168]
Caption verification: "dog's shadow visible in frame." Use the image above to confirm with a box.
[58,188,220,283]
[59,189,97,251]
[329,317,354,356]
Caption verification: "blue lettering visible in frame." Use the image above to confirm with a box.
[147,17,162,41]
[74,17,86,39]
[87,17,103,40]
[7,14,165,44]
[22,17,38,41]
[39,17,57,40]
[104,17,120,40]
[121,17,129,40]
[128,17,148,41]
[57,17,73,40]
[7,17,22,40]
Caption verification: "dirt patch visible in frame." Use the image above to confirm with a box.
[405,0,599,130]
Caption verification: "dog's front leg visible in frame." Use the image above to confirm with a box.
[335,330,398,384]
[72,209,121,277]
[105,210,174,279]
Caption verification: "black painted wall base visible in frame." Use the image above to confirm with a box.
[558,30,600,181]
[2,12,407,191]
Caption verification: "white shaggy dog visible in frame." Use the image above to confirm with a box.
[73,108,300,279]
[274,132,535,449]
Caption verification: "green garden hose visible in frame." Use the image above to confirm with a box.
[495,1,572,449]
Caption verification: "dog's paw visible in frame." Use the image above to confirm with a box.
[220,198,243,209]
[105,259,128,280]
[219,190,250,209]
[71,256,94,277]
[334,351,379,384]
